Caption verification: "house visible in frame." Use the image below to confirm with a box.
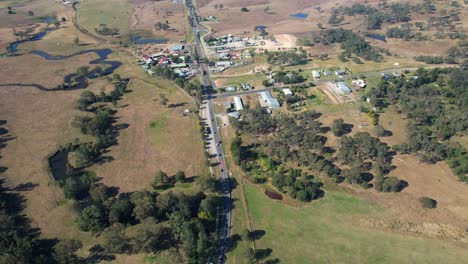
[215,61,232,68]
[337,82,351,94]
[352,79,366,88]
[335,69,346,76]
[172,45,185,51]
[260,91,280,109]
[142,55,153,64]
[233,96,244,111]
[225,86,236,92]
[312,70,321,80]
[170,63,187,68]
[282,88,293,96]
[228,111,241,119]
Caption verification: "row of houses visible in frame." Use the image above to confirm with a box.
[139,45,193,78]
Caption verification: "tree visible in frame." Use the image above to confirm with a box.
[130,191,157,221]
[132,218,170,253]
[53,240,83,264]
[152,170,171,189]
[73,37,79,46]
[331,118,346,136]
[28,10,34,16]
[89,184,112,203]
[214,3,219,9]
[374,125,386,137]
[112,73,121,82]
[159,94,168,107]
[419,197,437,208]
[76,66,89,77]
[53,21,61,28]
[102,223,128,253]
[109,197,134,224]
[219,3,224,9]
[175,170,186,183]
[262,79,271,87]
[264,6,270,13]
[317,23,324,29]
[242,229,252,241]
[77,205,108,232]
[240,7,249,12]
[381,176,402,192]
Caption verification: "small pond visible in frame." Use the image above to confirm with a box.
[49,149,68,182]
[132,36,167,45]
[365,34,386,42]
[290,13,308,19]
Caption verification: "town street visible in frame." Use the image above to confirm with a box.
[186,0,232,263]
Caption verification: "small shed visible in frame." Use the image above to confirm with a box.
[282,88,293,96]
[337,82,351,94]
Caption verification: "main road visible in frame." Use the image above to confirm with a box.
[185,0,231,263]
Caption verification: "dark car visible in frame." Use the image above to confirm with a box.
[203,70,207,75]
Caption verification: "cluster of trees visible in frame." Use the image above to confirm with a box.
[271,168,323,202]
[0,177,84,263]
[75,184,221,262]
[415,55,457,64]
[386,27,427,41]
[231,108,350,199]
[272,71,305,84]
[337,132,403,191]
[316,29,382,61]
[95,26,120,36]
[266,50,308,66]
[76,77,128,110]
[150,65,208,101]
[332,2,413,30]
[366,67,467,181]
[154,22,170,31]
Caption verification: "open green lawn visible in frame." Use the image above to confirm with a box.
[244,184,468,264]
[76,0,129,38]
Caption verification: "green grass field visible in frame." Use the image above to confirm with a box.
[244,184,468,264]
[76,0,129,38]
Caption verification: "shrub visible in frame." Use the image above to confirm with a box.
[419,197,437,208]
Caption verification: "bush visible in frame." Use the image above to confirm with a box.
[418,197,437,208]
[240,7,249,12]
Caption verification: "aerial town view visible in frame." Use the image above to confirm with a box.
[0,0,467,263]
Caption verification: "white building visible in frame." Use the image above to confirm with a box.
[352,79,366,88]
[215,61,232,67]
[312,70,321,80]
[233,96,244,111]
[259,91,280,109]
[282,88,293,96]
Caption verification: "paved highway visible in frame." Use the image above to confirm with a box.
[186,0,231,263]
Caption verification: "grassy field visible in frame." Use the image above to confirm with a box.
[244,184,468,264]
[77,0,130,39]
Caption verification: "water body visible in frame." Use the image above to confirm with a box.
[132,36,167,45]
[365,34,386,42]
[48,149,68,182]
[7,30,49,53]
[30,48,122,89]
[290,13,308,19]
[0,48,122,91]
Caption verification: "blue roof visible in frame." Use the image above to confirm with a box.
[337,82,351,94]
[290,13,308,19]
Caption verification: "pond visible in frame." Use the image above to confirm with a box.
[48,149,68,182]
[365,34,386,42]
[132,36,167,45]
[264,189,283,200]
[290,13,308,19]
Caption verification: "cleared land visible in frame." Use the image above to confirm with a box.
[244,183,468,263]
[93,77,206,192]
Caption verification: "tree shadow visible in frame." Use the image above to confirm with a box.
[255,248,272,261]
[249,230,266,240]
[13,182,39,192]
[85,244,116,263]
[225,234,241,253]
